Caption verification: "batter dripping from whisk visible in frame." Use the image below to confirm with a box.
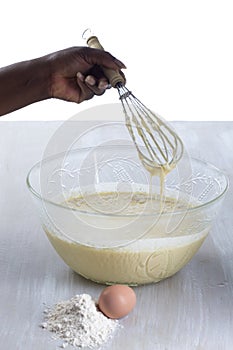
[85,33,183,203]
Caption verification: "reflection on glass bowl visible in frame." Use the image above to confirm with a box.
[27,145,228,285]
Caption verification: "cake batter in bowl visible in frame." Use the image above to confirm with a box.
[27,145,228,285]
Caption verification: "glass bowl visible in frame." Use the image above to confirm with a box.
[27,145,228,285]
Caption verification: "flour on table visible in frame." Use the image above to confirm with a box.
[40,293,119,348]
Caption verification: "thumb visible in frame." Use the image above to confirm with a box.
[83,47,126,71]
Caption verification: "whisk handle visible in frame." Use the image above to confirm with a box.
[87,35,126,88]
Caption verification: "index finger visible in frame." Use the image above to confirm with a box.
[81,47,126,71]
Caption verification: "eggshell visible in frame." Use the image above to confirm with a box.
[98,284,136,319]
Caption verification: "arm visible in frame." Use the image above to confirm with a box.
[0,47,126,116]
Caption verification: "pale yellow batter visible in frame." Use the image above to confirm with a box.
[44,191,208,285]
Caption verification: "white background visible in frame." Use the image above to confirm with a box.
[1,0,233,121]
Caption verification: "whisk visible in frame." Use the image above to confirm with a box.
[84,31,184,175]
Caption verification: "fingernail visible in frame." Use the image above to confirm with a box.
[98,81,109,90]
[76,72,84,81]
[114,58,127,69]
[85,75,96,86]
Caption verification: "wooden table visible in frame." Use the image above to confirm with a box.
[0,120,232,350]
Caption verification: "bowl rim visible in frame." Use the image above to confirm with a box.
[26,146,229,217]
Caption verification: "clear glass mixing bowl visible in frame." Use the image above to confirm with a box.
[27,145,228,285]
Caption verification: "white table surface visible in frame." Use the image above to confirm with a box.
[0,120,233,350]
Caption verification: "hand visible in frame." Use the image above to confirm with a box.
[48,46,126,103]
[0,46,126,116]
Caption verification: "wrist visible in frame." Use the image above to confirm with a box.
[24,55,52,101]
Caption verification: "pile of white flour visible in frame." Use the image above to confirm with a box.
[41,293,119,348]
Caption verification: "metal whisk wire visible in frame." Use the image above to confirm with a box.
[85,31,184,174]
[116,83,183,173]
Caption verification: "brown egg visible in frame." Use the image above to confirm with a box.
[98,284,136,319]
